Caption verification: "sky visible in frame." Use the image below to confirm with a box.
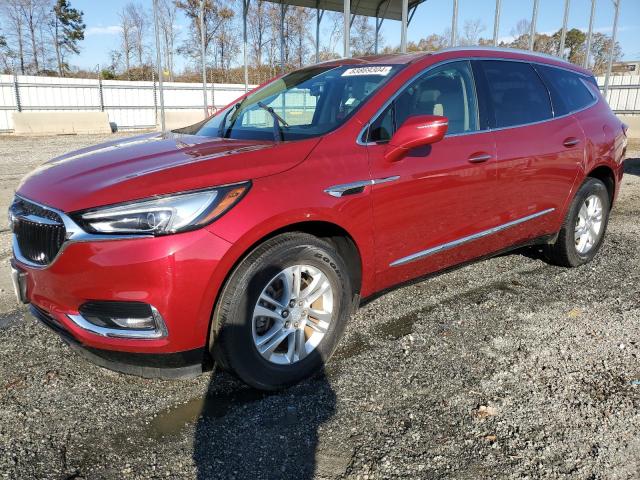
[74,0,640,72]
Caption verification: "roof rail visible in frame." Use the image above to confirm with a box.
[435,46,574,66]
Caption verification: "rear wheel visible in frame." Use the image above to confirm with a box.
[546,177,610,267]
[211,233,353,390]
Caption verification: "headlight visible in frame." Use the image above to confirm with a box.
[73,183,250,235]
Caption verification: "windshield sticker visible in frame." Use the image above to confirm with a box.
[341,66,392,77]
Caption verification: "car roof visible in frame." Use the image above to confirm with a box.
[322,47,593,76]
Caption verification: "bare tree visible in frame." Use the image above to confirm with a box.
[589,32,622,74]
[350,16,375,56]
[460,19,486,46]
[157,0,178,81]
[2,0,29,73]
[124,2,148,67]
[265,3,284,71]
[212,6,237,73]
[247,0,269,67]
[318,12,342,60]
[506,19,530,50]
[176,0,228,67]
[117,7,135,79]
[18,0,49,73]
[287,7,312,67]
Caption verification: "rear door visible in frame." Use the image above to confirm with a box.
[476,60,585,245]
[365,60,499,290]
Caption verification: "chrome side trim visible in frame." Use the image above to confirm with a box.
[389,208,555,267]
[324,176,400,197]
[66,305,168,340]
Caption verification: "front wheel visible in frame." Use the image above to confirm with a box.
[211,233,353,390]
[546,177,611,267]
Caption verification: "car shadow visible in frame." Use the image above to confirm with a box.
[624,156,640,176]
[192,366,336,480]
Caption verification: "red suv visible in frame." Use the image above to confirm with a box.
[10,48,627,390]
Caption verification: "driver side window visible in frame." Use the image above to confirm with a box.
[368,60,479,143]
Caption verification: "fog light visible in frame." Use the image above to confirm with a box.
[67,301,168,339]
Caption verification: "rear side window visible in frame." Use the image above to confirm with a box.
[480,60,553,128]
[535,65,595,116]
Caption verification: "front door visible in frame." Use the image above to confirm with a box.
[365,60,500,291]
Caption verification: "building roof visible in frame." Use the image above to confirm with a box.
[262,0,427,21]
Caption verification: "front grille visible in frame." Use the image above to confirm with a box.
[10,197,66,266]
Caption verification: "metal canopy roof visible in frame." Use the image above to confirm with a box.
[262,0,426,21]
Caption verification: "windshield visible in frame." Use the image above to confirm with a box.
[195,64,402,141]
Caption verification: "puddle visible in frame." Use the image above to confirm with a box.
[373,280,527,341]
[148,388,269,440]
[333,333,370,361]
[376,313,419,340]
[375,305,437,340]
[518,265,550,277]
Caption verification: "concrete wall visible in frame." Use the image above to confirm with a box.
[0,74,252,132]
[619,115,640,139]
[163,110,207,130]
[12,112,111,135]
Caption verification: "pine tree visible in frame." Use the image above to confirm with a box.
[51,0,85,77]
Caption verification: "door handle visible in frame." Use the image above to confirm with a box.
[467,153,492,163]
[563,137,580,148]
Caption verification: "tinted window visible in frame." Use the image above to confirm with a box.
[480,60,553,128]
[368,61,479,142]
[369,103,394,142]
[535,65,595,116]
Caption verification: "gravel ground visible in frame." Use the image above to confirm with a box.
[0,134,638,480]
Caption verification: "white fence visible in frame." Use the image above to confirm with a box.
[0,73,638,134]
[597,74,640,115]
[0,74,253,133]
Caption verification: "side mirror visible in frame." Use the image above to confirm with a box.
[384,115,448,162]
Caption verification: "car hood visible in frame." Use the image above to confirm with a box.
[16,132,321,212]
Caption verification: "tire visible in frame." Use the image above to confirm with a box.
[210,233,353,390]
[546,177,611,267]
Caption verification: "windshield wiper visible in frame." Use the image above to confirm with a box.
[257,102,290,141]
[218,99,246,138]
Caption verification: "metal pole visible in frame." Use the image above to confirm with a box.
[343,0,350,57]
[528,0,539,51]
[97,65,105,112]
[400,0,408,53]
[152,67,158,125]
[280,2,286,71]
[584,0,596,68]
[199,0,208,117]
[153,0,166,131]
[210,69,216,114]
[243,0,249,92]
[559,0,570,58]
[13,74,21,113]
[316,2,323,63]
[450,0,458,47]
[603,0,621,99]
[492,0,501,47]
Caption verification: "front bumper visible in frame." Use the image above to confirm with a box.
[30,304,207,378]
[12,226,233,375]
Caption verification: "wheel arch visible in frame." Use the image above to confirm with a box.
[251,221,363,296]
[205,220,364,354]
[586,164,616,205]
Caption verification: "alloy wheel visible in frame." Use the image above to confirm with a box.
[574,194,604,255]
[251,264,334,365]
